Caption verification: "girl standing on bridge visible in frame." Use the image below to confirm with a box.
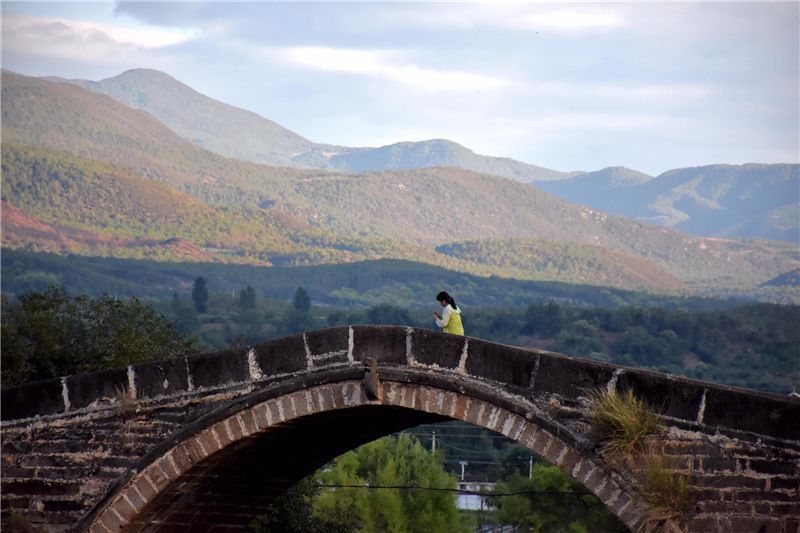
[433,291,464,336]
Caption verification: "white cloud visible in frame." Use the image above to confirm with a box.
[513,10,626,32]
[268,46,508,93]
[2,15,197,63]
[366,4,627,34]
[517,81,712,107]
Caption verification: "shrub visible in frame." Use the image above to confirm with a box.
[587,388,661,459]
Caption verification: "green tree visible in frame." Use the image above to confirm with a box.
[491,467,626,533]
[542,300,564,337]
[293,286,311,313]
[366,304,412,326]
[1,286,197,386]
[192,276,209,313]
[615,326,669,366]
[553,320,606,357]
[526,300,565,337]
[249,477,355,533]
[239,286,257,310]
[314,434,468,533]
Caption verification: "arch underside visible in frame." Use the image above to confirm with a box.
[85,371,647,532]
[126,405,446,532]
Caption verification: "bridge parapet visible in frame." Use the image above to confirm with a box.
[1,326,798,532]
[3,326,797,443]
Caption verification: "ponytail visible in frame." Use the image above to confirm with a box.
[436,291,458,310]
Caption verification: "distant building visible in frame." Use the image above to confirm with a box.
[456,481,496,511]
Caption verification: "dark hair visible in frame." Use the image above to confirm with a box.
[436,291,457,310]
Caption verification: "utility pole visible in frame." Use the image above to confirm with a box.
[431,430,436,452]
[529,456,533,479]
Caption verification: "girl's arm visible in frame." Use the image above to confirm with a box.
[435,306,451,328]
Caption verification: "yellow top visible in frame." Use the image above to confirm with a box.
[437,304,464,336]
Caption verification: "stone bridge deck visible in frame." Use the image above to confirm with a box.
[1,326,798,532]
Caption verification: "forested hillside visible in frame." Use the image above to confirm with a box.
[2,71,798,298]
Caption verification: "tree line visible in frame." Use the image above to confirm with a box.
[2,285,797,394]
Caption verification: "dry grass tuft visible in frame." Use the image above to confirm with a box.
[637,454,693,532]
[587,387,661,459]
[115,384,138,417]
[587,388,692,531]
[6,510,37,532]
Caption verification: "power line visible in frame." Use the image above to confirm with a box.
[437,440,510,454]
[317,484,592,497]
[403,432,513,440]
[442,458,529,463]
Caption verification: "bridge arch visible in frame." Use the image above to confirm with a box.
[2,326,798,532]
[82,368,645,532]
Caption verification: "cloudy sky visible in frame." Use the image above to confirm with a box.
[2,2,798,175]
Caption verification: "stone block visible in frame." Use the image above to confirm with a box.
[1,377,64,419]
[748,460,797,476]
[772,477,799,492]
[2,479,79,496]
[465,339,537,388]
[729,518,783,533]
[734,490,795,502]
[170,446,193,474]
[112,497,137,521]
[411,328,464,369]
[532,353,616,399]
[252,334,306,376]
[702,388,800,441]
[697,475,765,490]
[616,371,705,421]
[187,347,249,389]
[226,417,244,442]
[133,358,189,399]
[42,499,85,513]
[66,367,128,410]
[700,453,738,473]
[771,503,800,517]
[352,325,407,365]
[305,327,349,356]
[89,521,112,533]
[240,409,259,435]
[99,508,123,531]
[134,476,158,503]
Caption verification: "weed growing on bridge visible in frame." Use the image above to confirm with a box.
[637,455,692,533]
[4,510,36,532]
[587,388,693,532]
[587,388,661,459]
[114,384,138,418]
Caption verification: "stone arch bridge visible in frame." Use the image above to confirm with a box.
[1,326,798,532]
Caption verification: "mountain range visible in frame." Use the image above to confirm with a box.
[2,69,798,300]
[537,165,799,243]
[53,69,574,182]
[54,69,799,244]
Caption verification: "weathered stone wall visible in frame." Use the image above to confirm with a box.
[1,326,798,532]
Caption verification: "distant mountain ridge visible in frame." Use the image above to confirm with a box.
[52,68,798,243]
[2,71,798,299]
[537,163,799,243]
[53,68,575,181]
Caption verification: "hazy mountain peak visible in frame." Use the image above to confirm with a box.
[57,68,314,168]
[113,68,179,80]
[536,160,799,243]
[52,67,573,181]
[570,166,653,187]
